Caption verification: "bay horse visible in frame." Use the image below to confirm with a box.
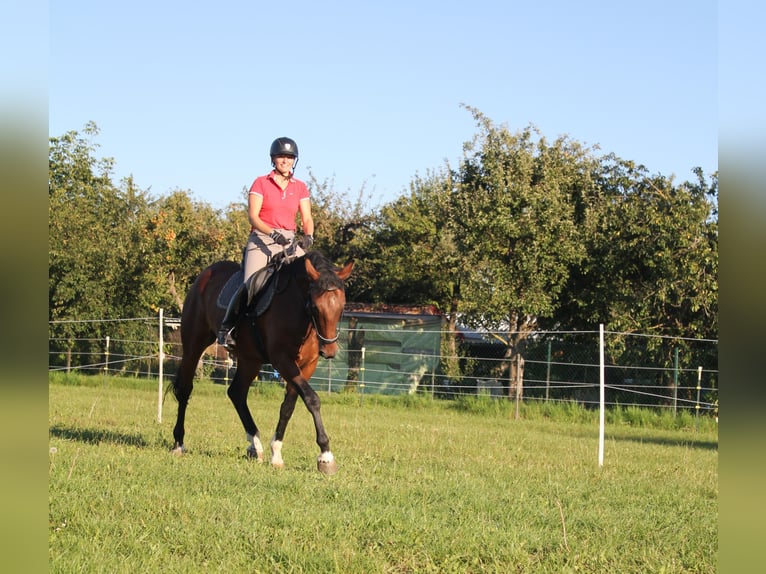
[169,247,354,474]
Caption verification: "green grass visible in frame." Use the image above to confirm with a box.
[49,374,717,573]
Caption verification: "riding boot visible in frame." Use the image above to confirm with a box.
[217,283,247,350]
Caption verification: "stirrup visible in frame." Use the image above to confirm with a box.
[218,327,236,350]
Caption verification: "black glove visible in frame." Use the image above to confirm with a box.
[269,230,289,246]
[300,234,314,250]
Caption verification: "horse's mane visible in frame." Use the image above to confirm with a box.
[297,250,346,292]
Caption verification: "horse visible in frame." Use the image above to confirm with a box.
[169,247,354,474]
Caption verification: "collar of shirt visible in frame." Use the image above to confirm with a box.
[266,170,293,186]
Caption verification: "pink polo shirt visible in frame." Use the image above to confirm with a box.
[248,171,310,231]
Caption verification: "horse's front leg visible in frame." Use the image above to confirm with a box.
[275,377,336,475]
[226,364,264,461]
[299,381,337,475]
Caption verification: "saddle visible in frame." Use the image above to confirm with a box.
[216,249,298,318]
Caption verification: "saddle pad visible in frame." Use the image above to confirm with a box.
[254,278,276,317]
[216,266,278,316]
[217,270,244,310]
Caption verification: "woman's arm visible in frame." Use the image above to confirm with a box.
[299,198,314,236]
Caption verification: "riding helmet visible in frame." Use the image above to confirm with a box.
[270,137,299,158]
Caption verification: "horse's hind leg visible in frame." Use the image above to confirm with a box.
[171,326,213,454]
[270,384,300,468]
[171,356,194,454]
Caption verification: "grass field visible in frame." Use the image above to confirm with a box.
[49,374,718,573]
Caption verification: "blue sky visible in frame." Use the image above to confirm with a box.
[47,0,719,210]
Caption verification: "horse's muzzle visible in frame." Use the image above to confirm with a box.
[319,343,338,359]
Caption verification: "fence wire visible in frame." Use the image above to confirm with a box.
[48,316,718,415]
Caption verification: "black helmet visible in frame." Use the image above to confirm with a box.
[270,137,299,158]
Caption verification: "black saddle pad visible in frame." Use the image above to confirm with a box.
[216,266,277,313]
[216,249,301,312]
[217,270,244,310]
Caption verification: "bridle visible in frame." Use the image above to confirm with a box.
[306,287,342,345]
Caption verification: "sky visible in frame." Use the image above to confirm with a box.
[45,0,721,210]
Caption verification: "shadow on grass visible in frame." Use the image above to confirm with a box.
[49,424,148,448]
[537,425,718,451]
[607,431,718,451]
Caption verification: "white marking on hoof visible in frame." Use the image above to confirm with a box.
[246,434,264,462]
[317,451,338,475]
[171,443,186,456]
[270,436,284,468]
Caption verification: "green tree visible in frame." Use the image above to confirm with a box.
[49,124,243,371]
[49,123,153,368]
[135,190,243,315]
[358,169,466,380]
[556,158,718,374]
[306,172,376,296]
[451,107,599,396]
[361,108,601,391]
[362,170,460,304]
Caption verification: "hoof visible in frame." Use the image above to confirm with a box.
[171,443,186,456]
[271,460,285,469]
[317,458,338,475]
[246,447,263,462]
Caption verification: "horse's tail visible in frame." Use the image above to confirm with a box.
[167,263,223,405]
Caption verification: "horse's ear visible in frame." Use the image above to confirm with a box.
[336,260,354,281]
[305,257,321,281]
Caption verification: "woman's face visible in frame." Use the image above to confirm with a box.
[272,155,296,177]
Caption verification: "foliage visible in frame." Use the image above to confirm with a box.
[362,169,462,305]
[49,125,243,320]
[49,116,717,380]
[553,157,718,370]
[49,123,128,322]
[359,107,606,386]
[138,190,244,312]
[453,106,598,334]
[49,124,154,359]
[305,171,377,296]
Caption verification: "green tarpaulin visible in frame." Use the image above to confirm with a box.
[311,312,442,395]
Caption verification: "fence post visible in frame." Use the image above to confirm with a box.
[598,324,605,467]
[225,356,233,387]
[545,340,552,401]
[695,366,702,430]
[158,308,164,424]
[104,335,110,374]
[672,347,679,416]
[359,347,366,406]
[514,355,524,420]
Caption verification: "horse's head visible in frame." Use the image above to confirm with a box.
[305,255,354,359]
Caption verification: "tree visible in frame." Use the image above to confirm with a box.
[49,123,154,368]
[134,190,244,315]
[555,158,718,375]
[451,107,599,397]
[360,169,466,380]
[305,171,377,297]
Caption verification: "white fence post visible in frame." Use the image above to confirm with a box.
[598,324,605,467]
[695,366,703,429]
[104,335,110,373]
[359,347,366,405]
[158,308,164,423]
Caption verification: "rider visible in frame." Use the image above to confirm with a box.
[217,137,315,350]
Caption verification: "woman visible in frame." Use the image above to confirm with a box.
[217,137,314,349]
